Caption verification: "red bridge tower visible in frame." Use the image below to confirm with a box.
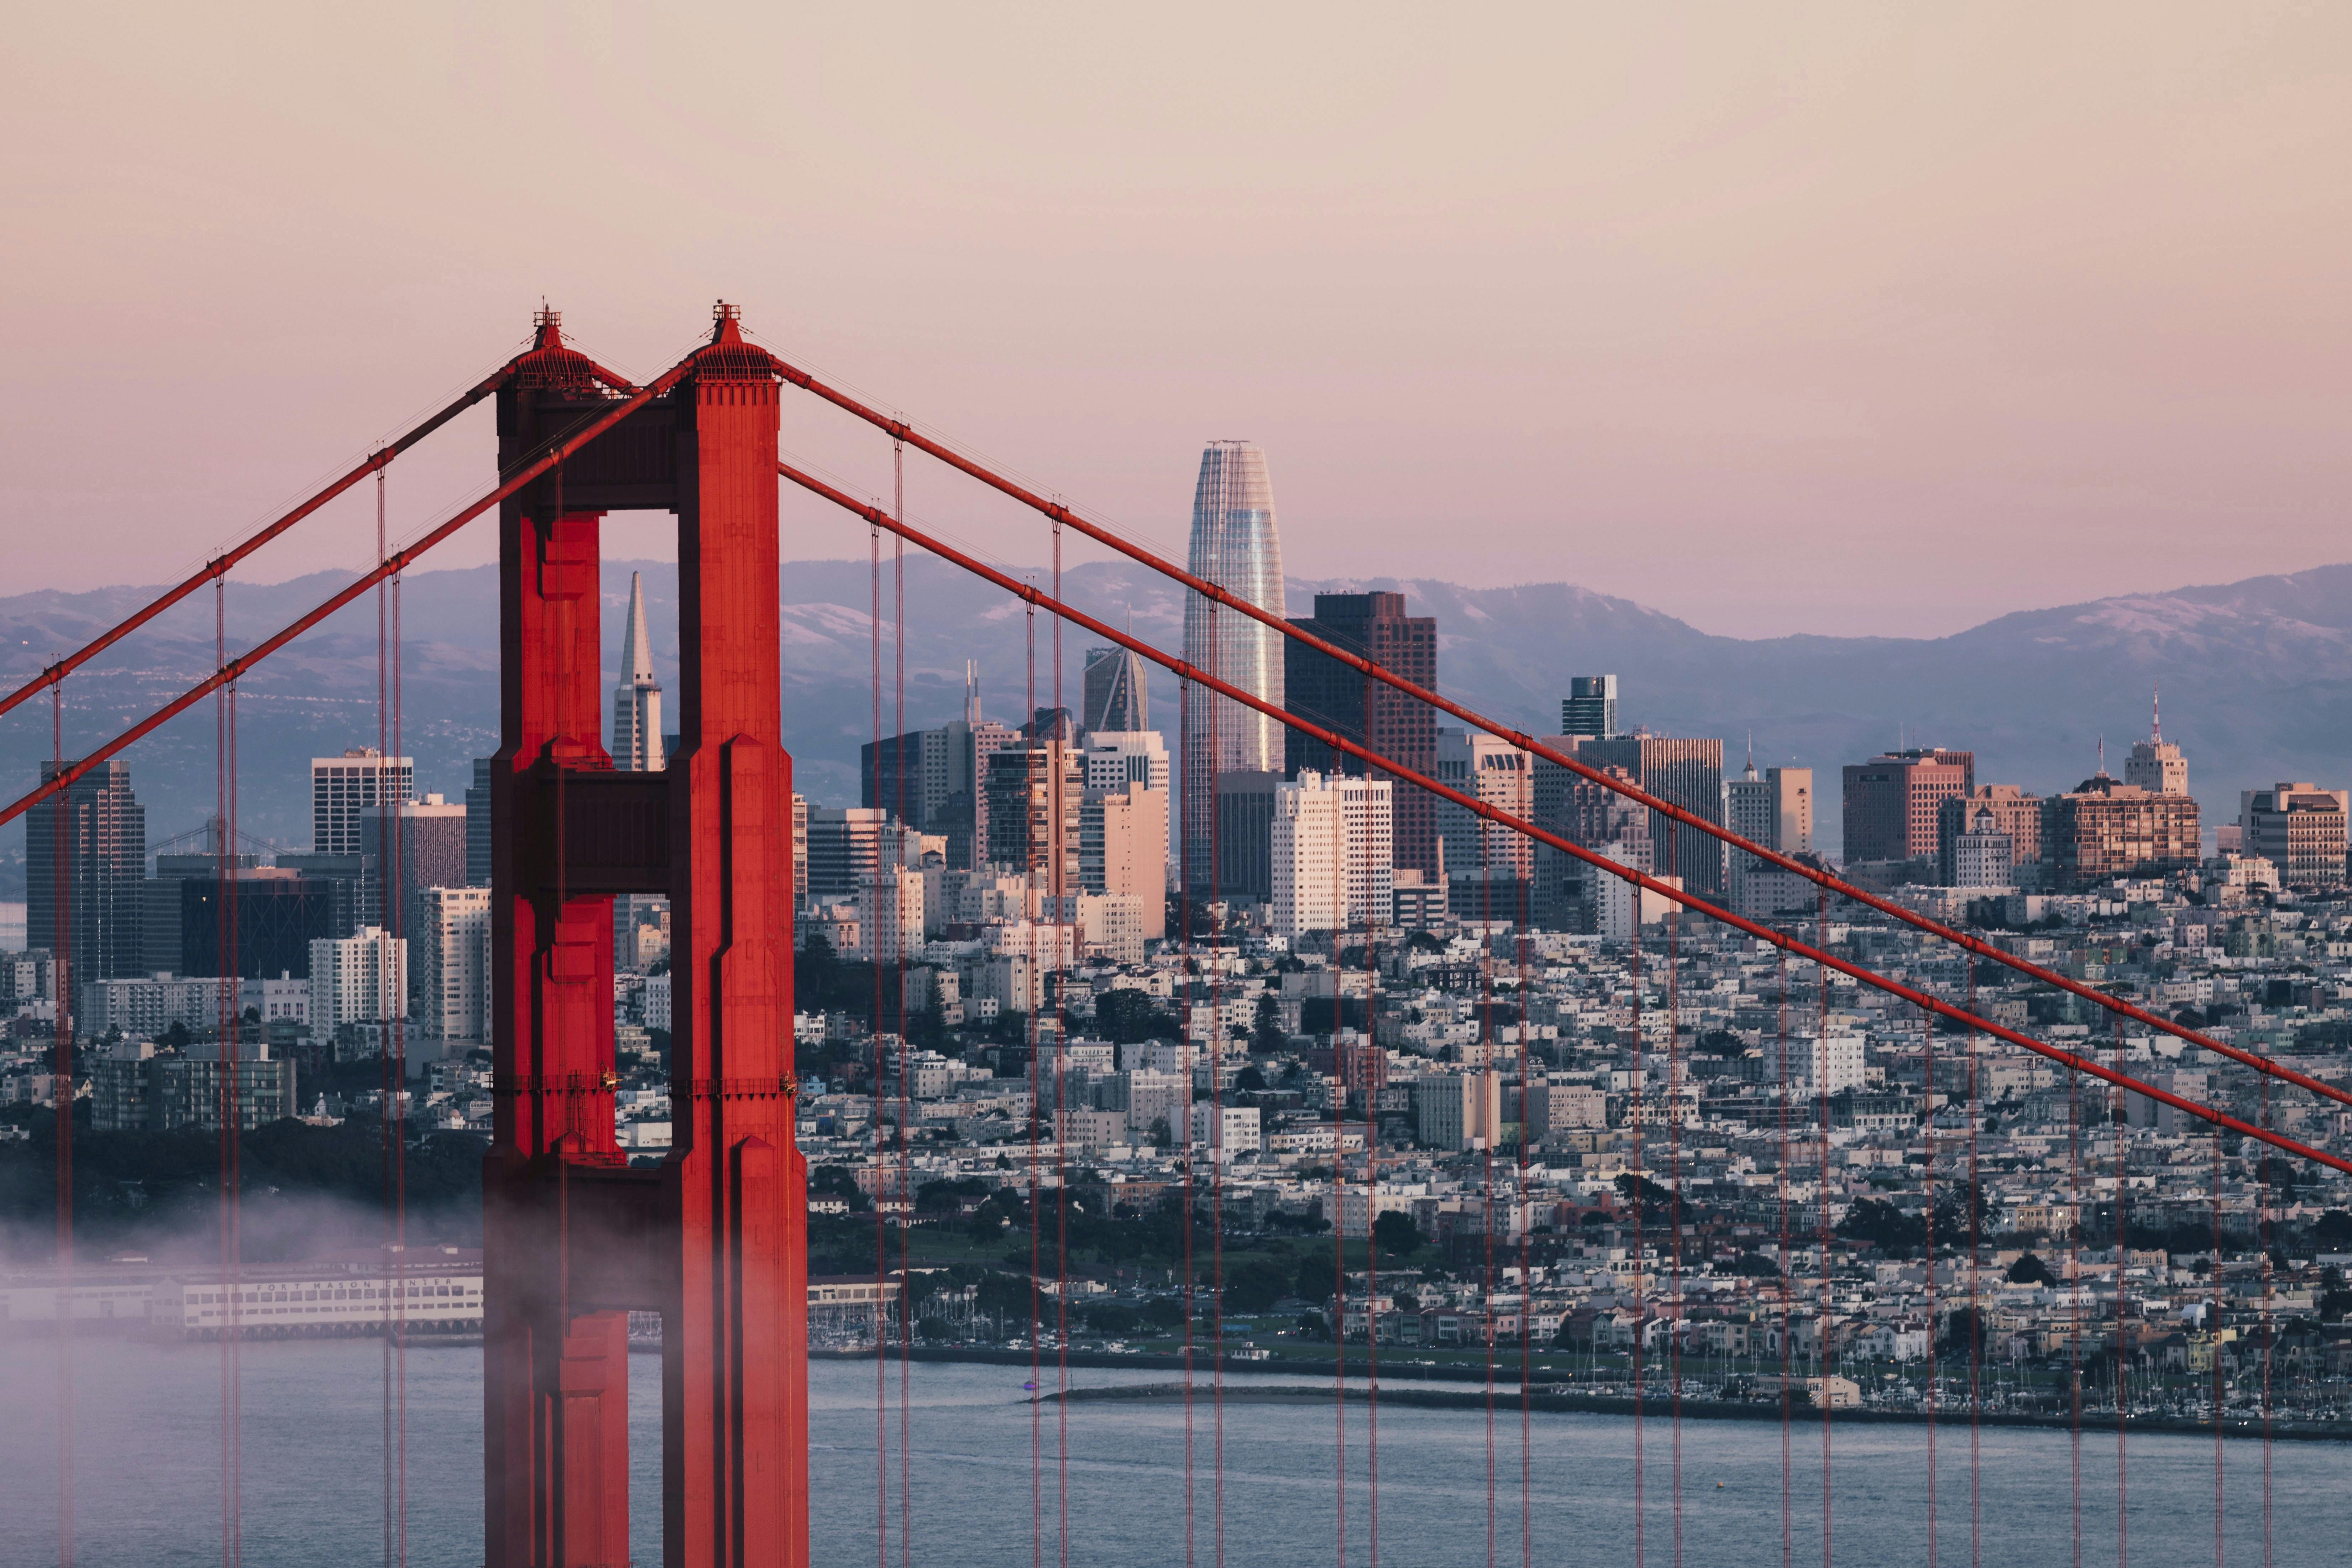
[482,305,807,1567]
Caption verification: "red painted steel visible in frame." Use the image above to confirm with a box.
[784,460,2352,1176]
[482,309,807,1568]
[764,362,2352,1115]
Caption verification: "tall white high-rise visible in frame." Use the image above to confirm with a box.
[415,886,492,1043]
[1271,771,1393,938]
[309,926,408,1029]
[612,570,665,772]
[1181,441,1286,889]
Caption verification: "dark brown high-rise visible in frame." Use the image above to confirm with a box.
[1283,591,1440,878]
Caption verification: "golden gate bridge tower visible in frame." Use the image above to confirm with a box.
[482,305,807,1568]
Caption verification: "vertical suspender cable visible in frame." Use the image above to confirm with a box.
[1630,908,1646,1568]
[52,680,75,1568]
[216,575,245,1568]
[1480,858,1495,1568]
[2068,1024,2082,1568]
[1334,1002,1347,1568]
[891,441,915,1568]
[1025,591,1043,1568]
[1966,958,1981,1568]
[1178,668,1196,1568]
[1814,889,1832,1568]
[869,514,890,1568]
[1776,949,1793,1568]
[1178,667,1197,1568]
[2211,1114,2226,1568]
[2258,1070,2274,1568]
[1051,514,1072,1568]
[1514,888,1532,1568]
[1665,837,1683,1568]
[2113,1010,2129,1568]
[1207,602,1226,1568]
[389,499,409,1568]
[1924,1001,1939,1568]
[377,468,397,1568]
[1364,911,1381,1568]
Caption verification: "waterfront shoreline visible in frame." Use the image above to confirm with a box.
[812,1345,2349,1443]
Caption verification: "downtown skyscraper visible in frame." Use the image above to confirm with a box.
[27,758,146,982]
[1283,591,1440,880]
[1181,440,1287,891]
[611,570,665,772]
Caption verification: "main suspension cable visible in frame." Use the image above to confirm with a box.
[763,361,2341,1110]
[3,365,695,834]
[0,360,530,724]
[780,464,2352,1176]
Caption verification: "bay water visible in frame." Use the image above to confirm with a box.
[1,1337,2340,1565]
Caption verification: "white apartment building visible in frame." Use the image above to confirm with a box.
[1761,1032,1868,1096]
[1189,1102,1261,1158]
[1271,771,1394,938]
[415,885,493,1043]
[1120,1067,1190,1143]
[79,973,310,1037]
[855,868,925,965]
[310,926,409,1029]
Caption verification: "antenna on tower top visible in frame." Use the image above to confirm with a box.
[2152,683,2162,744]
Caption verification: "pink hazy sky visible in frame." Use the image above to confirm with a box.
[4,3,2347,638]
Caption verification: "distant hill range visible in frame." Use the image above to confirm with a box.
[6,558,2349,893]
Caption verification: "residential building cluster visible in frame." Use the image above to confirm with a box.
[789,864,2352,1404]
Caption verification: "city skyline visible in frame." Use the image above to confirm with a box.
[10,550,2351,872]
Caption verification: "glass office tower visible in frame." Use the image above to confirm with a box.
[1181,440,1287,892]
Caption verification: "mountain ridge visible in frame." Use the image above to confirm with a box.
[5,560,2348,891]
